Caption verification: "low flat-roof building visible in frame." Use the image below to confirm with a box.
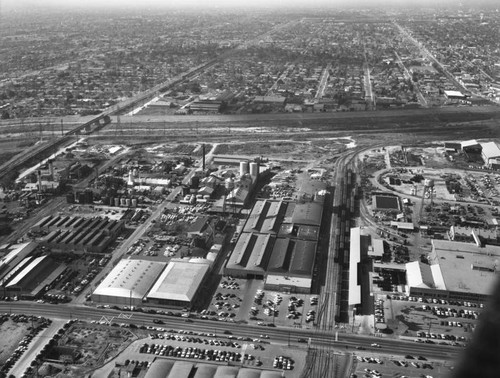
[406,239,500,302]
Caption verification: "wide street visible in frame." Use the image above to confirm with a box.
[0,302,461,363]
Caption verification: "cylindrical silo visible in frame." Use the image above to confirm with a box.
[250,162,259,178]
[131,198,138,207]
[114,197,120,207]
[240,161,249,176]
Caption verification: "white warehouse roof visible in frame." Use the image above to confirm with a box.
[481,141,500,160]
[6,255,48,287]
[93,259,167,300]
[147,260,210,303]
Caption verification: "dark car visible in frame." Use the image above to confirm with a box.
[298,338,307,343]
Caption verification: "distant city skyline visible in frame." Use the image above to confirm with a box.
[2,0,500,11]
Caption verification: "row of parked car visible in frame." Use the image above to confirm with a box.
[140,343,259,364]
[0,315,56,378]
[389,295,483,308]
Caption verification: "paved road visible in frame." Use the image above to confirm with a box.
[9,319,67,378]
[0,302,461,362]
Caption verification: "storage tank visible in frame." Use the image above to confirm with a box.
[131,198,138,207]
[250,162,259,178]
[239,161,249,177]
[113,197,119,206]
[424,179,434,188]
[203,195,210,200]
[120,197,127,206]
[125,198,131,207]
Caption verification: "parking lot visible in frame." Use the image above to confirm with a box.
[353,351,452,378]
[101,327,308,377]
[379,294,482,346]
[206,277,321,328]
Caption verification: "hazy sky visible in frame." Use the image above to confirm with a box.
[2,0,490,11]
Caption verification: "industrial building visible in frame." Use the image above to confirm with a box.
[406,239,500,303]
[35,215,124,253]
[480,141,500,168]
[144,360,282,378]
[92,258,210,308]
[92,259,167,307]
[2,255,66,299]
[0,242,38,282]
[348,227,388,316]
[147,260,210,308]
[224,199,322,293]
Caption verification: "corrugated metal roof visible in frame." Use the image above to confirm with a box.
[214,366,239,378]
[236,369,261,378]
[167,361,194,378]
[267,238,291,272]
[147,260,210,302]
[193,364,217,378]
[291,202,323,226]
[6,255,48,287]
[289,240,315,275]
[144,359,174,378]
[93,259,166,299]
[481,141,500,160]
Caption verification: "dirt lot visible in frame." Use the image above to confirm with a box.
[0,318,30,365]
[39,323,138,377]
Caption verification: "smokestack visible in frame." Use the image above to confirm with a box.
[37,170,42,193]
[202,144,206,171]
[49,160,54,180]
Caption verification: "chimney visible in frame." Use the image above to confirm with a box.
[49,160,54,180]
[202,144,206,171]
[37,170,42,192]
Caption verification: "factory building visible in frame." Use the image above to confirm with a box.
[92,259,167,307]
[147,260,210,308]
[224,199,322,293]
[35,215,124,253]
[92,258,210,308]
[2,255,66,299]
[406,239,500,303]
[0,242,38,282]
[480,141,500,168]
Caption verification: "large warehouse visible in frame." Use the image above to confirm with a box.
[406,239,500,303]
[0,242,38,281]
[224,199,322,293]
[3,255,66,299]
[92,258,210,308]
[147,260,210,308]
[92,259,167,307]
